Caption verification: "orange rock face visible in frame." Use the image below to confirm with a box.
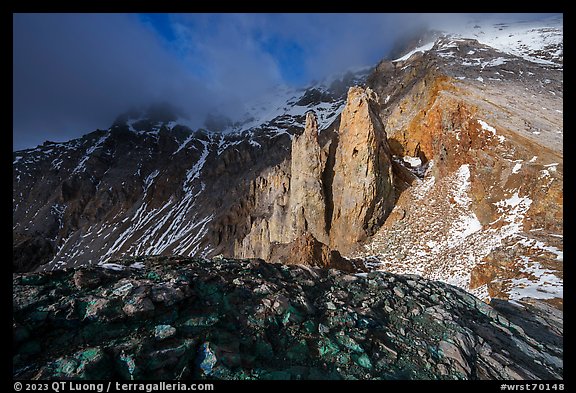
[356,57,563,307]
[282,232,355,272]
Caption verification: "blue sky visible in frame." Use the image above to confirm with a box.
[12,13,559,151]
[137,13,390,85]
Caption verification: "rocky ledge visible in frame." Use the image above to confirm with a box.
[13,256,562,380]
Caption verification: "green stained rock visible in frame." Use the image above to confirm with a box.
[247,314,266,328]
[20,275,48,286]
[54,358,79,377]
[197,342,218,376]
[356,317,373,329]
[112,281,134,297]
[255,341,274,359]
[308,367,341,380]
[233,370,255,380]
[318,323,330,334]
[279,304,305,325]
[19,340,41,355]
[218,350,242,368]
[146,271,161,281]
[76,347,109,378]
[303,320,316,333]
[286,339,308,361]
[154,308,179,325]
[155,324,177,340]
[182,314,219,328]
[122,297,155,318]
[353,353,373,369]
[150,284,189,306]
[78,322,127,343]
[12,257,564,380]
[73,269,104,290]
[13,325,30,344]
[119,352,136,380]
[281,309,291,325]
[29,310,49,323]
[286,305,305,324]
[287,366,309,379]
[144,339,196,375]
[393,286,405,298]
[336,352,351,366]
[78,347,101,363]
[41,346,108,379]
[335,332,364,353]
[325,312,355,328]
[317,337,340,358]
[194,282,222,303]
[83,297,121,321]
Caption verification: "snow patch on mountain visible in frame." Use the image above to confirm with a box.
[509,260,563,301]
[72,133,109,174]
[441,15,563,66]
[393,41,435,62]
[184,140,210,193]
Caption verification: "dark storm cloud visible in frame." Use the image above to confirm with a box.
[13,13,218,151]
[137,13,431,123]
[13,13,441,151]
[13,13,559,151]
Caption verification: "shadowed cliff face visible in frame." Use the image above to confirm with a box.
[13,257,562,380]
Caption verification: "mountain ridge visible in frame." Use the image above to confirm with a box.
[12,16,564,381]
[13,16,563,310]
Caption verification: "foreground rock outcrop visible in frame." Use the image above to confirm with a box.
[13,256,562,380]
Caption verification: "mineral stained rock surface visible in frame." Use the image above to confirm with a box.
[13,256,562,380]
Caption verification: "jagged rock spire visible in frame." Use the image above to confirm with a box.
[290,111,329,244]
[330,86,395,253]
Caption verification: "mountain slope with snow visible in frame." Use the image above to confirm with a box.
[393,14,562,67]
[359,15,562,307]
[13,16,562,311]
[13,69,369,271]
